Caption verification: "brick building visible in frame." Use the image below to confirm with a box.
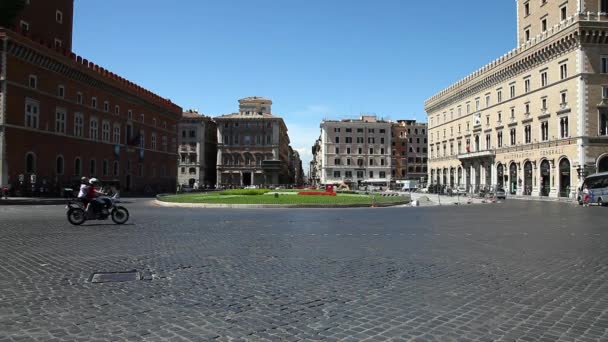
[0,0,181,196]
[391,120,428,185]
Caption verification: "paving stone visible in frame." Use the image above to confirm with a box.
[0,200,607,342]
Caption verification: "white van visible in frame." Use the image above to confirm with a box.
[577,172,608,206]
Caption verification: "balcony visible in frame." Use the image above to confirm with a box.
[457,150,496,160]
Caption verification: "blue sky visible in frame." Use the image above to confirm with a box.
[73,0,516,168]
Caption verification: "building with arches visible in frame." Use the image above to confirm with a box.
[425,0,608,199]
[215,97,292,187]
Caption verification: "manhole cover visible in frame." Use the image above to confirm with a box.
[90,271,140,283]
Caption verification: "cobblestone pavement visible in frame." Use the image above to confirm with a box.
[0,200,607,342]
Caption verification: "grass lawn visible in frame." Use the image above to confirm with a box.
[160,192,409,205]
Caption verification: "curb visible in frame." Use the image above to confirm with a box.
[0,199,67,206]
[154,199,409,209]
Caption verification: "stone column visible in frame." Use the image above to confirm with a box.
[470,163,476,194]
[463,164,469,192]
[491,163,498,189]
[549,159,558,198]
[532,161,541,197]
[516,162,524,196]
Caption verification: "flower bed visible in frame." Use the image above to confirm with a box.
[297,191,337,196]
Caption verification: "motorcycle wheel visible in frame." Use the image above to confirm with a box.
[67,208,86,225]
[111,206,129,224]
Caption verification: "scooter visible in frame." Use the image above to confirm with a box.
[65,189,129,225]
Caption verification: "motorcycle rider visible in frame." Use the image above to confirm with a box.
[86,178,107,217]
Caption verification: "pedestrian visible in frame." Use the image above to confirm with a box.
[582,185,590,207]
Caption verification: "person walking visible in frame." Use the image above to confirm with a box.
[582,185,590,207]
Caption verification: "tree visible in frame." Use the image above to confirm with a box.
[0,0,26,28]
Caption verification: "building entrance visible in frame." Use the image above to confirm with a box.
[559,158,571,197]
[509,163,518,195]
[599,155,608,173]
[540,160,550,197]
[524,161,533,196]
[497,164,504,189]
[243,172,252,186]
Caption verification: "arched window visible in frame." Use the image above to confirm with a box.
[74,157,81,176]
[113,161,119,176]
[25,152,36,173]
[56,156,64,175]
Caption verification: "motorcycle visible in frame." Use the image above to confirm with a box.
[65,190,129,225]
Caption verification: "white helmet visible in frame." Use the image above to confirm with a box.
[89,178,99,185]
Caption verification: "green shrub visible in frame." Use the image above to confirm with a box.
[219,189,271,196]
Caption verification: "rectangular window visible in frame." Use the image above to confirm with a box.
[334,158,341,165]
[525,125,532,144]
[57,85,65,98]
[335,147,340,154]
[345,137,352,143]
[20,20,29,33]
[333,171,341,178]
[112,125,120,144]
[541,121,549,141]
[345,171,352,178]
[74,112,84,137]
[335,137,340,144]
[104,101,109,112]
[24,98,39,129]
[115,105,120,115]
[560,117,569,138]
[56,10,63,23]
[601,56,608,74]
[541,71,548,87]
[525,29,530,41]
[91,97,97,108]
[151,134,157,149]
[76,92,83,104]
[475,98,480,111]
[602,0,608,13]
[560,63,568,80]
[542,98,547,109]
[485,95,490,108]
[541,18,547,32]
[102,160,109,176]
[561,91,568,104]
[89,118,98,140]
[510,128,516,146]
[524,78,531,93]
[510,84,516,98]
[497,132,503,148]
[345,128,352,133]
[54,39,62,48]
[55,108,66,134]
[29,75,37,89]
[369,171,374,178]
[524,2,530,16]
[561,6,567,21]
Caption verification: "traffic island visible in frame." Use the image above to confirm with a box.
[156,190,410,208]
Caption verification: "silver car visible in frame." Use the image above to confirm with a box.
[495,188,507,200]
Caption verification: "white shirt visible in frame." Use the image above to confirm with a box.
[78,184,89,198]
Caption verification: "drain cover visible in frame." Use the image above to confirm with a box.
[91,271,140,283]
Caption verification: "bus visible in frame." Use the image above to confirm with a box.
[577,171,608,206]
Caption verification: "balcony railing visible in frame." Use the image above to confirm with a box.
[457,150,496,160]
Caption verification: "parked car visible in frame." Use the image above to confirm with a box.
[495,188,507,200]
[454,186,467,195]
